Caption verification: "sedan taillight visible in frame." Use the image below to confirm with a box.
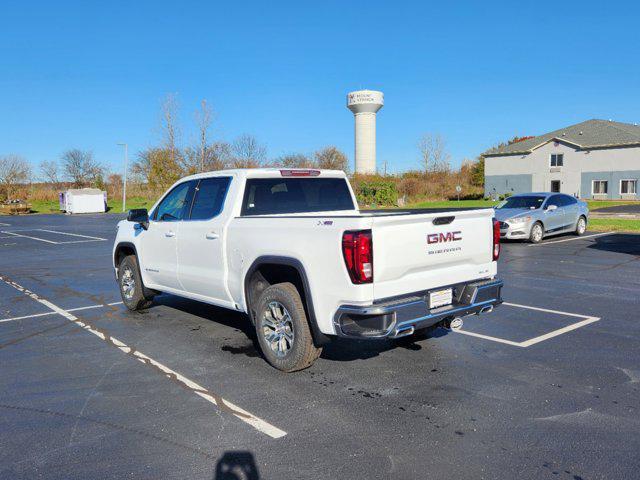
[342,230,373,284]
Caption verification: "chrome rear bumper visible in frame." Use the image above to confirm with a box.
[333,279,503,339]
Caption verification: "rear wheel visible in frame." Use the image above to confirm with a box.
[574,216,587,236]
[529,222,544,244]
[118,255,154,311]
[254,282,322,372]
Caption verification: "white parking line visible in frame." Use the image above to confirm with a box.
[528,232,613,246]
[0,302,123,324]
[454,302,600,347]
[38,229,107,241]
[0,222,10,226]
[0,230,58,244]
[0,276,287,439]
[0,229,106,244]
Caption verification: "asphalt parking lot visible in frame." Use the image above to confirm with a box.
[1,214,639,480]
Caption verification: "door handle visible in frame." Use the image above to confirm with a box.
[205,232,219,240]
[165,231,176,238]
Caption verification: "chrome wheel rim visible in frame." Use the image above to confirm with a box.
[121,267,136,300]
[532,225,543,242]
[262,301,294,357]
[577,218,586,234]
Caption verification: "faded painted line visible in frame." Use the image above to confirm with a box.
[0,302,123,324]
[528,231,613,246]
[454,302,600,348]
[0,223,10,226]
[38,229,107,241]
[0,231,58,244]
[0,275,286,439]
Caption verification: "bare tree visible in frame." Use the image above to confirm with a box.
[206,141,232,171]
[161,93,181,166]
[0,154,31,200]
[40,160,60,188]
[418,133,450,173]
[314,146,349,172]
[274,153,314,168]
[61,149,104,187]
[195,99,213,173]
[130,149,152,184]
[231,134,267,168]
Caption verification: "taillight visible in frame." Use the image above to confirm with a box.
[492,218,501,260]
[342,230,373,284]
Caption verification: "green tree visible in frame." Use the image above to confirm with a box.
[470,157,484,187]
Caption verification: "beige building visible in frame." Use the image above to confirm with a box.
[483,119,640,199]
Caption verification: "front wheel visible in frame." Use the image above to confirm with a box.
[574,216,587,236]
[254,282,322,372]
[529,222,544,244]
[118,255,154,311]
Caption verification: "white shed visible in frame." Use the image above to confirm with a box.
[59,188,107,214]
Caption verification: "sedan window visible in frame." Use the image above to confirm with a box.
[497,196,545,209]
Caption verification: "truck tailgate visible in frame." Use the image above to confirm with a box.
[371,209,496,299]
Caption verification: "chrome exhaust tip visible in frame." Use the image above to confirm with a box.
[479,305,494,315]
[393,325,415,338]
[449,317,463,330]
[442,316,463,330]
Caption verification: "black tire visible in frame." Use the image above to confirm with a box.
[574,215,587,236]
[254,282,322,372]
[529,221,544,244]
[118,255,154,311]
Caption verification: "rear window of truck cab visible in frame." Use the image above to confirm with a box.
[241,178,355,215]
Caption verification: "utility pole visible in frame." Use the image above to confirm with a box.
[117,143,128,212]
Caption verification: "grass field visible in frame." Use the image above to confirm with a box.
[588,218,640,232]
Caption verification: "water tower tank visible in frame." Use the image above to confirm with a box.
[347,90,384,175]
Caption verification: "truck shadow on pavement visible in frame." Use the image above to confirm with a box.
[588,233,640,256]
[150,294,449,363]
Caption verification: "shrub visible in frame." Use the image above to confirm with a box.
[355,179,398,207]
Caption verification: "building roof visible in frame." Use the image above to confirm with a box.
[483,119,640,157]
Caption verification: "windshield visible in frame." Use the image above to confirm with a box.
[497,196,545,210]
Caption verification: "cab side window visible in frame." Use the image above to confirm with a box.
[154,181,196,222]
[189,177,232,220]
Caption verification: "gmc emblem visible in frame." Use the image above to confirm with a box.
[427,231,462,244]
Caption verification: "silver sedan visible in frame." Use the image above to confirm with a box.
[494,192,589,244]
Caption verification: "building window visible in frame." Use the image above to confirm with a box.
[550,180,561,192]
[620,179,637,195]
[550,154,564,167]
[592,180,608,195]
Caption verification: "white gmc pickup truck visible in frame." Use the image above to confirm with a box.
[113,168,503,371]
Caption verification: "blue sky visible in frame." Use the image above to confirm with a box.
[1,0,639,176]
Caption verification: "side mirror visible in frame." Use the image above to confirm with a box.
[127,208,149,230]
[546,204,557,212]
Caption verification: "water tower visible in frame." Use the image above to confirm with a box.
[347,90,384,174]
